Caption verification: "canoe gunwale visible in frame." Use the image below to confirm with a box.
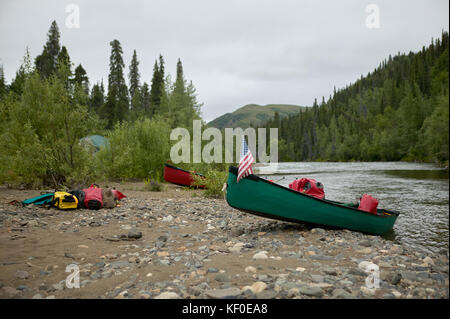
[164,163,206,188]
[228,166,400,217]
[164,163,205,177]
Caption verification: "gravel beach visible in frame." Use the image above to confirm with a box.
[0,182,448,299]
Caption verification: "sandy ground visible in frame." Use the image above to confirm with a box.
[0,182,448,299]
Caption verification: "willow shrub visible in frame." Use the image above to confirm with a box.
[0,73,102,188]
[95,117,171,180]
[192,167,228,198]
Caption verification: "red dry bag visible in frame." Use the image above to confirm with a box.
[112,189,126,201]
[289,178,325,200]
[82,184,103,210]
[358,194,378,214]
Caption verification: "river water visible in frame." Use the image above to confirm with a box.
[256,162,449,254]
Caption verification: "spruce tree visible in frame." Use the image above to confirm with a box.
[89,81,105,114]
[149,55,165,115]
[101,39,129,128]
[73,64,89,94]
[35,21,61,78]
[57,46,71,70]
[259,31,449,164]
[141,82,151,115]
[128,50,140,99]
[0,65,6,101]
[174,58,185,94]
[170,58,186,126]
[149,60,160,115]
[56,46,72,87]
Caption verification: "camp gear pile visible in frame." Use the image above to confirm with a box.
[289,178,325,199]
[48,192,78,210]
[358,194,379,214]
[21,185,126,210]
[83,184,103,210]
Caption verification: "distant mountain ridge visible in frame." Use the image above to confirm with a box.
[207,104,305,129]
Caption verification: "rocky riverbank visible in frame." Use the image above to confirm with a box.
[0,183,448,299]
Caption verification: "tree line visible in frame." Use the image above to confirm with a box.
[262,31,449,165]
[1,21,202,129]
[0,21,202,187]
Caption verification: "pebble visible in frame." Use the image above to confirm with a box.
[242,281,267,294]
[298,285,323,297]
[205,288,243,299]
[15,270,29,279]
[162,215,174,222]
[127,230,142,239]
[311,275,324,283]
[253,251,268,260]
[154,292,180,299]
[256,289,278,299]
[360,286,376,296]
[28,220,38,227]
[207,268,219,273]
[214,273,231,283]
[110,261,132,269]
[287,287,300,298]
[229,243,244,253]
[423,256,434,265]
[2,286,19,297]
[332,288,353,299]
[322,267,337,276]
[245,266,257,273]
[2,190,447,300]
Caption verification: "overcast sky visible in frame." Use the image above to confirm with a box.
[0,0,448,122]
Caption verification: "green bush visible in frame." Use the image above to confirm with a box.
[95,116,171,179]
[0,72,102,188]
[192,168,228,198]
[144,178,163,192]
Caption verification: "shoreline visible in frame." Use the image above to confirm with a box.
[0,183,448,299]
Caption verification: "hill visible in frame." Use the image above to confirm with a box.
[263,31,449,165]
[207,104,305,129]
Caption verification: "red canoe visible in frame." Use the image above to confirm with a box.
[163,164,205,188]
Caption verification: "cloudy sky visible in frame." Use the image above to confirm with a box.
[0,0,448,121]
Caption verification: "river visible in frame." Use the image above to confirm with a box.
[256,162,449,254]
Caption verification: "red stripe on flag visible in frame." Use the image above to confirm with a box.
[237,151,254,182]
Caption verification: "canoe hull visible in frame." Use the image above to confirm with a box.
[163,164,205,188]
[226,166,398,235]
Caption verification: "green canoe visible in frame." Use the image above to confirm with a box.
[226,166,399,235]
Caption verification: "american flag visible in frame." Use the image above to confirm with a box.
[237,136,254,183]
